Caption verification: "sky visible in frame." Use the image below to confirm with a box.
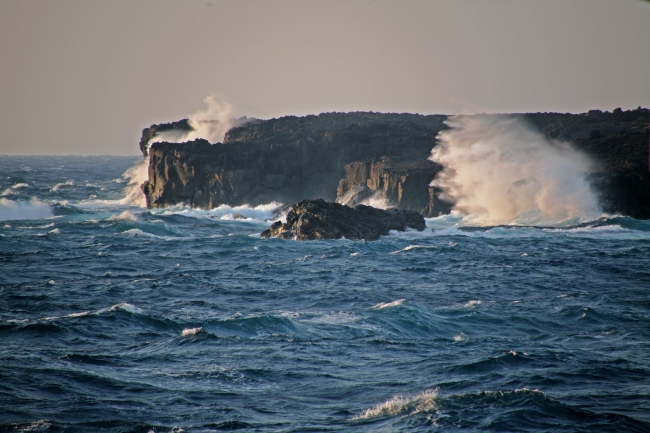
[1,0,649,155]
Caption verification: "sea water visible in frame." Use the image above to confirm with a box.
[1,156,649,432]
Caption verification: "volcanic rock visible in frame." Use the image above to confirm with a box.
[260,199,426,241]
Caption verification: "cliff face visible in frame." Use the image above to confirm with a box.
[335,159,453,216]
[140,108,650,219]
[142,112,447,210]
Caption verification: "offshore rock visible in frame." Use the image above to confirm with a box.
[260,199,426,241]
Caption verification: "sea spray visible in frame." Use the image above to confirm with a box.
[0,197,53,221]
[118,94,244,207]
[429,115,601,225]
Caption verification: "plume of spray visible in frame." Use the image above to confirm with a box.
[120,94,240,207]
[429,115,601,225]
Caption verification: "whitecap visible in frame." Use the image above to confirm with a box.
[65,312,89,318]
[453,332,467,342]
[51,180,75,192]
[107,302,144,315]
[48,228,60,234]
[350,252,360,256]
[156,202,284,222]
[107,210,138,222]
[182,327,204,336]
[353,388,438,420]
[389,244,423,254]
[372,299,405,309]
[0,183,30,196]
[463,300,481,308]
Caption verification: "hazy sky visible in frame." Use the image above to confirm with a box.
[1,0,649,155]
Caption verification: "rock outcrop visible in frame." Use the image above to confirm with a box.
[139,119,193,157]
[142,112,447,212]
[140,108,650,219]
[260,199,426,240]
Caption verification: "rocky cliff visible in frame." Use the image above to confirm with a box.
[140,108,650,219]
[142,112,447,212]
[139,119,192,157]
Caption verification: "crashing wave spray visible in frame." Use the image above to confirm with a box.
[429,115,601,225]
[120,94,241,207]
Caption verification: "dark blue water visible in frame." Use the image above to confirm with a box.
[1,156,650,432]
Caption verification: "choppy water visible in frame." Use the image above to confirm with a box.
[1,156,649,432]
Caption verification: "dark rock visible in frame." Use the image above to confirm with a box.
[141,112,447,209]
[140,108,650,219]
[335,158,450,216]
[260,199,426,241]
[233,213,246,220]
[139,119,193,157]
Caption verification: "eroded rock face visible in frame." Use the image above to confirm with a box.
[260,199,426,240]
[335,158,453,216]
[141,112,447,209]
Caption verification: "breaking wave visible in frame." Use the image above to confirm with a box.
[430,115,601,225]
[0,198,53,221]
[354,389,438,420]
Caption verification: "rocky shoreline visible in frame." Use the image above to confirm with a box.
[139,108,650,219]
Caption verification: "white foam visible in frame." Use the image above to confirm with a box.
[156,202,283,222]
[66,312,90,318]
[117,157,149,207]
[51,180,75,191]
[463,300,481,308]
[307,311,361,325]
[0,198,53,221]
[48,228,60,234]
[182,327,204,336]
[389,244,423,254]
[0,183,30,196]
[350,252,360,256]
[453,333,467,342]
[359,191,391,209]
[107,303,144,315]
[372,299,405,309]
[353,388,438,420]
[107,210,138,222]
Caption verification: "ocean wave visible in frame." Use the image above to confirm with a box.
[106,210,139,222]
[353,388,438,420]
[51,180,75,192]
[0,198,53,221]
[371,299,405,309]
[0,182,31,197]
[106,302,145,315]
[119,228,186,241]
[181,327,205,336]
[389,244,424,254]
[154,202,284,222]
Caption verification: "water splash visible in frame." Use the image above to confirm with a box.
[0,198,53,221]
[429,115,601,225]
[120,94,245,207]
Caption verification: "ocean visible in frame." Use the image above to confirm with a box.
[1,155,649,432]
